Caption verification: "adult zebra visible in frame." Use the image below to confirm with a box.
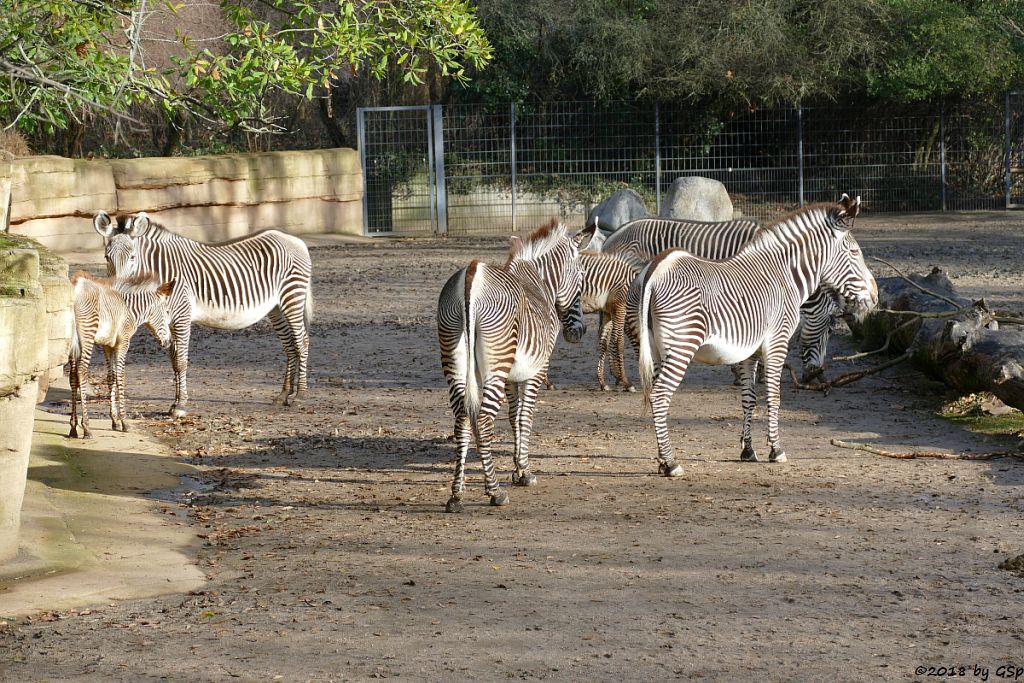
[437,221,595,512]
[605,216,844,382]
[631,194,876,475]
[93,211,313,416]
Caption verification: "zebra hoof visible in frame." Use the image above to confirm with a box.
[120,422,130,433]
[624,385,636,393]
[740,446,760,462]
[489,490,510,506]
[658,461,684,478]
[82,427,91,439]
[68,426,78,439]
[511,471,537,487]
[600,384,611,392]
[801,367,824,384]
[445,497,464,514]
[770,449,788,463]
[169,405,187,418]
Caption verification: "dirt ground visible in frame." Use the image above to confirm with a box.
[3,213,1024,681]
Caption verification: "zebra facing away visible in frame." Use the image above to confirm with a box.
[437,221,596,512]
[605,216,844,383]
[631,194,877,476]
[93,211,313,416]
[579,251,639,392]
[68,272,175,438]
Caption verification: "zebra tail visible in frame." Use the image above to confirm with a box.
[464,264,482,422]
[304,280,314,327]
[637,271,656,415]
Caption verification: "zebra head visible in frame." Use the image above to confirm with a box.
[542,223,597,344]
[145,280,176,349]
[818,194,878,322]
[94,210,153,277]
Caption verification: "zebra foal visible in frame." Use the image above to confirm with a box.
[605,216,845,382]
[68,272,175,438]
[631,195,877,475]
[437,221,595,512]
[93,211,313,416]
[580,251,638,392]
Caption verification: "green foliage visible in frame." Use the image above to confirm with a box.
[1,0,492,136]
[867,0,1024,101]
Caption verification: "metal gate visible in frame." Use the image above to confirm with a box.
[357,105,446,235]
[1007,92,1024,208]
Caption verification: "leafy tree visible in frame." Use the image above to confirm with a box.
[0,0,492,137]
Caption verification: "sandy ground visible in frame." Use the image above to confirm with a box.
[2,213,1024,681]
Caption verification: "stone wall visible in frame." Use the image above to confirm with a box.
[0,237,73,562]
[7,148,363,254]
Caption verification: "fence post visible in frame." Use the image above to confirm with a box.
[655,102,662,213]
[1006,91,1013,209]
[431,105,448,236]
[356,107,369,236]
[511,102,518,232]
[796,103,805,207]
[939,101,947,212]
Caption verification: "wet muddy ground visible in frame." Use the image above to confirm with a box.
[2,213,1024,681]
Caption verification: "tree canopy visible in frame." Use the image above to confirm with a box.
[0,0,492,134]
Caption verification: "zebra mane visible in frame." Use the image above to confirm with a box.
[744,203,844,252]
[515,219,569,262]
[71,270,164,293]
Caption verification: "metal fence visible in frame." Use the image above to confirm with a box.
[358,96,1024,236]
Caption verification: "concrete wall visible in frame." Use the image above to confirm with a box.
[0,239,73,563]
[7,148,363,255]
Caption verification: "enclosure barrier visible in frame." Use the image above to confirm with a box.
[5,148,364,256]
[358,95,1024,236]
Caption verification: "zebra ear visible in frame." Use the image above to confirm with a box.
[157,279,175,297]
[93,211,114,238]
[130,212,152,237]
[509,235,525,259]
[838,193,861,220]
[572,223,597,250]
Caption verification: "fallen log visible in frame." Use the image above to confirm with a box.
[854,266,1024,412]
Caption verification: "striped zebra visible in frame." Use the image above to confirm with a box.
[631,195,877,475]
[437,221,596,512]
[93,211,313,416]
[579,251,639,392]
[605,216,845,382]
[68,272,175,438]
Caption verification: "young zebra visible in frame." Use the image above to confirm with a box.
[437,221,595,512]
[68,272,175,438]
[632,195,877,475]
[605,216,844,382]
[93,211,312,417]
[580,251,639,392]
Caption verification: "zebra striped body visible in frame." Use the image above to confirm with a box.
[68,272,174,438]
[580,251,638,391]
[606,216,844,382]
[437,221,595,512]
[630,195,877,475]
[93,211,313,416]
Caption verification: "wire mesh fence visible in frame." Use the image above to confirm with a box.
[358,96,1024,236]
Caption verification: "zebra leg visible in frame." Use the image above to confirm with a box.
[445,412,472,513]
[736,356,760,462]
[104,347,119,432]
[596,311,611,391]
[115,343,130,432]
[168,320,191,418]
[78,350,92,439]
[478,377,509,506]
[268,307,301,406]
[507,379,540,487]
[610,304,634,392]
[762,350,788,463]
[650,349,697,478]
[68,356,80,438]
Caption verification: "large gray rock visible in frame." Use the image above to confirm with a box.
[587,189,649,236]
[660,177,734,222]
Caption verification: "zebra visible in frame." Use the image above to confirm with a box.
[437,220,596,512]
[579,250,639,392]
[631,194,877,476]
[92,211,313,416]
[68,271,175,438]
[604,216,845,383]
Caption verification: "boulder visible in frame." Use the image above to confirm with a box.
[587,189,649,236]
[660,176,734,222]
